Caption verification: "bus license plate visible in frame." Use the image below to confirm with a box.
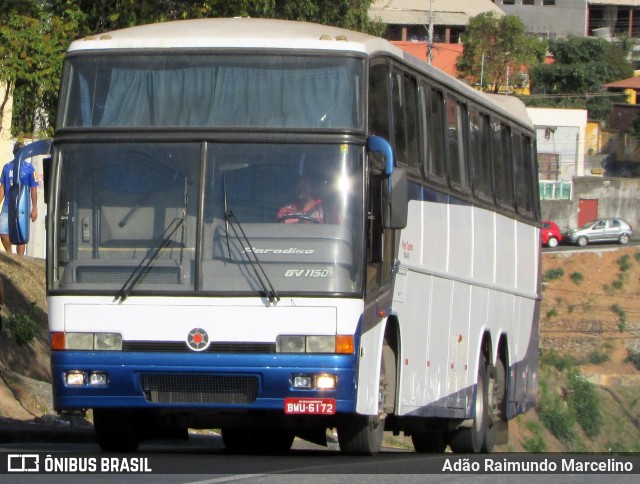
[284,398,336,415]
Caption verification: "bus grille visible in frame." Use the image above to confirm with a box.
[140,374,258,404]
[123,341,276,353]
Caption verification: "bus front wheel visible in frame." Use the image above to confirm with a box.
[338,342,395,454]
[93,408,141,452]
[221,427,294,453]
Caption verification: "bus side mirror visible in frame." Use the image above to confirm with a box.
[382,167,408,229]
[367,135,408,230]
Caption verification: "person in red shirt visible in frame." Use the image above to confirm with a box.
[276,176,324,224]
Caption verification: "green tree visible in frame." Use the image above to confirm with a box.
[527,37,633,120]
[1,2,80,137]
[68,1,382,36]
[2,1,381,136]
[456,12,546,94]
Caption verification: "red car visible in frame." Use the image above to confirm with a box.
[541,220,563,247]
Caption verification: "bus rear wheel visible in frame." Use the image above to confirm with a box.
[93,408,141,452]
[448,356,489,453]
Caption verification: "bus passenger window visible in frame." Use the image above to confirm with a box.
[446,95,468,190]
[423,86,446,182]
[392,69,419,170]
[469,110,492,201]
[492,122,514,208]
[369,63,390,139]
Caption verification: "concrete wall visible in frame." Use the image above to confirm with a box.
[541,176,640,234]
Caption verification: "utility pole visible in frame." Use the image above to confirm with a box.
[427,0,434,64]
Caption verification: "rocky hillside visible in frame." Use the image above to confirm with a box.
[1,248,639,451]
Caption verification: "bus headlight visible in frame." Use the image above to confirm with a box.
[53,332,123,351]
[306,336,335,353]
[95,333,122,350]
[276,335,305,353]
[276,335,354,354]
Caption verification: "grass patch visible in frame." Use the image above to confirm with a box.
[538,378,576,442]
[568,371,602,438]
[569,272,584,285]
[541,349,577,371]
[543,268,564,282]
[521,421,548,453]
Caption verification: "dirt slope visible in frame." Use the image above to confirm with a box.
[1,248,639,451]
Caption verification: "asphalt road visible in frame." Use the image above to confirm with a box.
[1,427,639,482]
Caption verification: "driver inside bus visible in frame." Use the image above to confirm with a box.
[276,175,324,224]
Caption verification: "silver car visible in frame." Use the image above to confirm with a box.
[564,218,633,246]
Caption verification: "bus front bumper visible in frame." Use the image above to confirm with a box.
[50,351,358,414]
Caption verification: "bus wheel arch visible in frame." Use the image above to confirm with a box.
[337,317,399,454]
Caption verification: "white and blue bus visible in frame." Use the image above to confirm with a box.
[46,18,539,454]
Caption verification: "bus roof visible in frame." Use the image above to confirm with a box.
[69,17,399,55]
[68,18,533,130]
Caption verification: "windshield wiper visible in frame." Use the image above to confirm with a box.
[221,175,278,303]
[224,208,279,304]
[114,217,184,303]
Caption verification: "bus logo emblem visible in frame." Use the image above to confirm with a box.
[187,328,209,351]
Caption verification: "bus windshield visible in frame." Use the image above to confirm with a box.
[59,54,364,130]
[50,142,365,296]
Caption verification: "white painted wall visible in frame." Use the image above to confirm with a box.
[526,107,588,180]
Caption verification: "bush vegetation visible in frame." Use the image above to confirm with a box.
[3,302,39,346]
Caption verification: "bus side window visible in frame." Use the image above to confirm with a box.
[445,94,469,191]
[422,84,446,183]
[369,62,391,139]
[391,67,419,171]
[514,134,535,216]
[469,109,493,202]
[492,121,514,209]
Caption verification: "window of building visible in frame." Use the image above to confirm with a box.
[542,0,555,5]
[523,0,535,5]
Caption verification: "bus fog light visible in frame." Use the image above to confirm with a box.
[306,336,335,353]
[315,374,336,390]
[277,335,305,353]
[293,375,313,389]
[65,371,86,386]
[89,372,109,385]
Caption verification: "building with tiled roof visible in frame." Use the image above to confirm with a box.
[369,0,504,43]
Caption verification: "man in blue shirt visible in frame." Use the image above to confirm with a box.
[0,143,39,255]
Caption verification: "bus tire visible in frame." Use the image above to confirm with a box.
[338,342,393,454]
[221,428,294,453]
[93,408,141,452]
[448,357,489,453]
[411,430,447,453]
[483,364,498,452]
[491,355,509,445]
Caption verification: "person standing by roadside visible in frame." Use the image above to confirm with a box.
[0,142,38,255]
